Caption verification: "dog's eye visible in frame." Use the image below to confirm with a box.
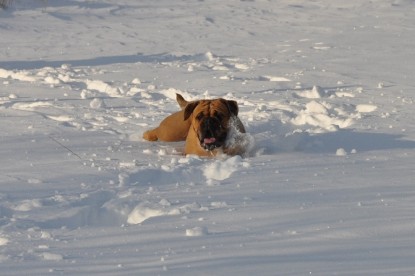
[196,113,204,121]
[214,112,224,122]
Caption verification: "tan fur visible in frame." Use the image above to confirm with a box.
[142,110,190,142]
[143,94,245,157]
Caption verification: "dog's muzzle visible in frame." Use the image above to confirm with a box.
[199,117,225,151]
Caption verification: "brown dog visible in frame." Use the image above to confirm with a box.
[143,94,246,157]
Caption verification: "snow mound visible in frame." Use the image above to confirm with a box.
[296,85,326,99]
[40,252,64,261]
[86,79,121,97]
[10,199,42,212]
[336,148,348,156]
[127,201,205,224]
[291,100,355,132]
[356,104,378,113]
[203,156,248,181]
[127,204,166,224]
[185,226,209,237]
[260,75,291,82]
[0,237,8,246]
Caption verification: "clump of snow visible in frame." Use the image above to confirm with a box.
[260,75,291,82]
[356,104,378,113]
[27,178,43,184]
[203,156,244,181]
[0,68,36,82]
[159,88,188,100]
[291,100,354,132]
[205,51,215,61]
[335,148,348,156]
[186,226,208,237]
[131,78,141,84]
[47,115,74,122]
[86,79,121,97]
[44,76,61,85]
[11,199,42,211]
[127,205,166,224]
[0,68,11,78]
[11,101,53,112]
[296,85,326,99]
[40,252,64,261]
[89,98,106,109]
[234,63,250,70]
[0,237,8,246]
[126,200,206,224]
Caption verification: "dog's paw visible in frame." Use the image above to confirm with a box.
[143,130,158,141]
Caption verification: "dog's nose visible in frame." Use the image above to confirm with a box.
[205,117,213,127]
[205,117,218,133]
[199,118,213,139]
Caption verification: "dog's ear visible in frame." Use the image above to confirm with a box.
[176,93,188,109]
[223,99,239,116]
[184,101,199,120]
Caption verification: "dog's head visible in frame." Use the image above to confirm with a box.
[184,98,239,151]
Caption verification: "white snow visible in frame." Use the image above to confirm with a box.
[127,205,166,225]
[203,156,247,181]
[356,104,378,113]
[335,148,348,156]
[260,75,292,82]
[40,252,64,261]
[296,85,326,99]
[1,1,415,275]
[0,237,8,246]
[185,226,209,237]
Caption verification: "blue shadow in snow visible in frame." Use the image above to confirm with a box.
[304,130,415,153]
[0,53,207,70]
[251,119,415,154]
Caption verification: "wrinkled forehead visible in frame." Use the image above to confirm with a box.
[194,99,229,115]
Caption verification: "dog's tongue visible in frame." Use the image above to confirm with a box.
[204,137,216,144]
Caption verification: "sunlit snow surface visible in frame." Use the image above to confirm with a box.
[1,1,415,275]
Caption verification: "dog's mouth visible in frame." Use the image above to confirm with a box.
[202,137,219,151]
[200,133,227,151]
[198,116,228,151]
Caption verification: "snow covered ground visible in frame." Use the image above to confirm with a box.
[1,0,415,275]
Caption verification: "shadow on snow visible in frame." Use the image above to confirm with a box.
[0,53,208,70]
